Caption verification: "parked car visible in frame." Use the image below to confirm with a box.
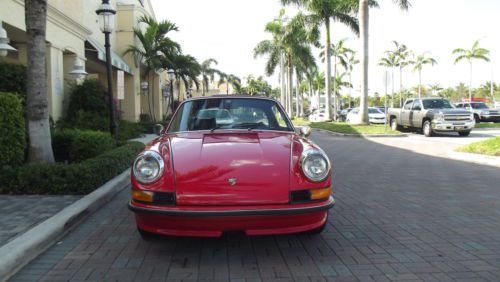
[339,108,352,122]
[454,102,500,123]
[387,98,474,137]
[309,110,329,122]
[129,95,334,238]
[346,107,386,124]
[376,106,387,114]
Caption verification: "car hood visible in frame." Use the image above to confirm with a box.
[168,131,293,206]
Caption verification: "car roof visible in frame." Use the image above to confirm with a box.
[188,94,277,102]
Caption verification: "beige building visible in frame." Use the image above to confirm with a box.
[0,0,175,122]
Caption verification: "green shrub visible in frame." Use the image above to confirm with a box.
[118,120,143,141]
[67,79,108,122]
[0,62,27,101]
[52,129,115,162]
[0,141,144,195]
[0,93,26,167]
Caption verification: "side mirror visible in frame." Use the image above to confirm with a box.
[298,126,312,138]
[154,124,164,136]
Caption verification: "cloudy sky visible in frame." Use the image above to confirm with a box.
[151,0,500,96]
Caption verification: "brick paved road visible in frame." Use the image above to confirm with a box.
[11,131,500,281]
[0,195,80,247]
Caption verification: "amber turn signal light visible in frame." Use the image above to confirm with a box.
[132,189,154,203]
[310,187,331,200]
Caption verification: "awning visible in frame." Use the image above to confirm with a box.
[86,37,134,75]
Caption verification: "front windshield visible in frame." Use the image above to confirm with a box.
[368,108,382,114]
[167,98,293,133]
[422,99,454,109]
[471,103,489,109]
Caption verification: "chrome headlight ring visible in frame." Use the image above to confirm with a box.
[300,149,331,183]
[132,150,165,184]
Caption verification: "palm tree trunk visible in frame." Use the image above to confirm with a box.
[324,18,332,120]
[391,67,395,107]
[295,71,300,117]
[309,81,313,113]
[399,66,403,107]
[418,68,422,99]
[151,73,156,122]
[287,57,293,117]
[202,79,205,96]
[333,56,338,120]
[359,0,369,124]
[146,72,153,122]
[280,53,286,107]
[25,0,54,163]
[469,61,473,101]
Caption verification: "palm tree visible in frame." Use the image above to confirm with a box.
[378,51,398,107]
[345,52,359,108]
[218,73,241,94]
[124,16,180,122]
[313,71,325,110]
[320,38,354,118]
[200,58,221,96]
[453,40,490,102]
[358,0,411,124]
[165,54,201,101]
[25,0,54,163]
[428,83,443,96]
[390,41,413,107]
[411,52,437,99]
[281,0,359,120]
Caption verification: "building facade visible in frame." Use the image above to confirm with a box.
[1,0,172,122]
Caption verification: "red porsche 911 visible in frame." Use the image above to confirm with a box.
[128,95,334,238]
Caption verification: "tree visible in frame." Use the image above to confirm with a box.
[345,51,359,108]
[411,52,437,99]
[320,38,354,118]
[25,0,54,163]
[281,0,359,120]
[218,73,241,94]
[453,40,490,102]
[124,16,180,122]
[428,83,443,96]
[200,58,221,96]
[358,0,411,123]
[390,41,413,107]
[165,54,201,101]
[378,51,397,107]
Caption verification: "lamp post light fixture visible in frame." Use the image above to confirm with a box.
[140,81,149,95]
[0,20,17,57]
[167,69,175,113]
[96,0,117,141]
[69,57,88,84]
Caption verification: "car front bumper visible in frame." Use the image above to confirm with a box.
[432,120,475,132]
[129,196,335,237]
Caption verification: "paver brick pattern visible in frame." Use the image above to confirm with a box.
[11,131,500,281]
[0,195,80,247]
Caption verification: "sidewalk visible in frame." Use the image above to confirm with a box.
[0,134,157,280]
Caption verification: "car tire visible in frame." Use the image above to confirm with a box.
[474,114,480,123]
[458,130,471,137]
[390,118,400,131]
[137,227,158,241]
[423,120,434,137]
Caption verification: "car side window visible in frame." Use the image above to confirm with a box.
[403,100,413,110]
[412,100,422,111]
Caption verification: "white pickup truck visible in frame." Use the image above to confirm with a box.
[387,98,475,137]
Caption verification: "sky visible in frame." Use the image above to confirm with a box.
[151,0,500,97]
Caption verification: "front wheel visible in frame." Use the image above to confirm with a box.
[458,130,471,137]
[474,114,480,123]
[423,120,434,137]
[390,118,400,131]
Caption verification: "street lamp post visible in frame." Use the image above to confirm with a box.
[168,69,175,114]
[96,0,118,141]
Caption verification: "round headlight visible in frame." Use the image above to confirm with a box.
[300,149,330,182]
[133,151,164,184]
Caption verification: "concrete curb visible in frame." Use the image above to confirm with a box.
[0,169,131,281]
[447,151,500,168]
[314,128,408,138]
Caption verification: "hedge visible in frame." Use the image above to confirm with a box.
[0,62,27,101]
[0,141,144,195]
[66,79,108,122]
[52,129,115,162]
[0,93,26,167]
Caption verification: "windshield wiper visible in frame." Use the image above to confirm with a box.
[230,122,264,131]
[210,125,225,132]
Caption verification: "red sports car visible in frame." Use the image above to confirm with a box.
[129,96,334,237]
